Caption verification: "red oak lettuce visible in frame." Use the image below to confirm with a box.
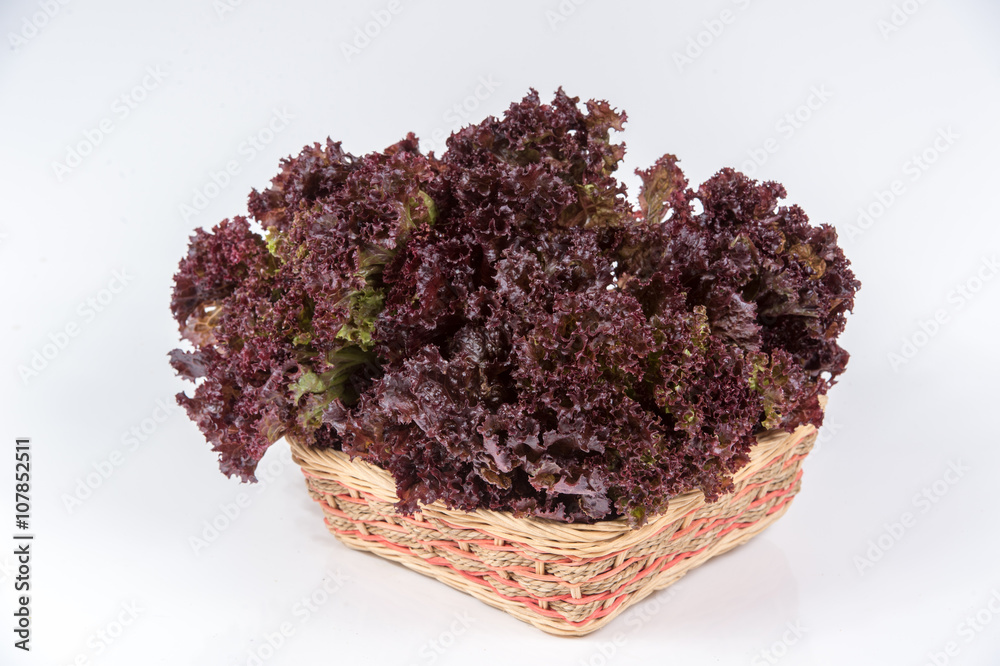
[171,89,859,525]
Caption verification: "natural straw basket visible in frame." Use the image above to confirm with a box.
[290,420,819,637]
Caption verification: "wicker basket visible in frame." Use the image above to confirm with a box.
[290,422,818,637]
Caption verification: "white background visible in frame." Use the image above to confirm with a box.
[1,0,999,664]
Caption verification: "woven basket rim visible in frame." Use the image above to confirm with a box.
[288,416,819,558]
[294,417,819,634]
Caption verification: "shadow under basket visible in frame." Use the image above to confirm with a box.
[289,423,818,637]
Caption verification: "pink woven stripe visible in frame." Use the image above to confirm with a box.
[300,451,807,567]
[321,490,795,625]
[310,470,801,626]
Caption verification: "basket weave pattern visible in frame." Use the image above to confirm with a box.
[290,424,817,636]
